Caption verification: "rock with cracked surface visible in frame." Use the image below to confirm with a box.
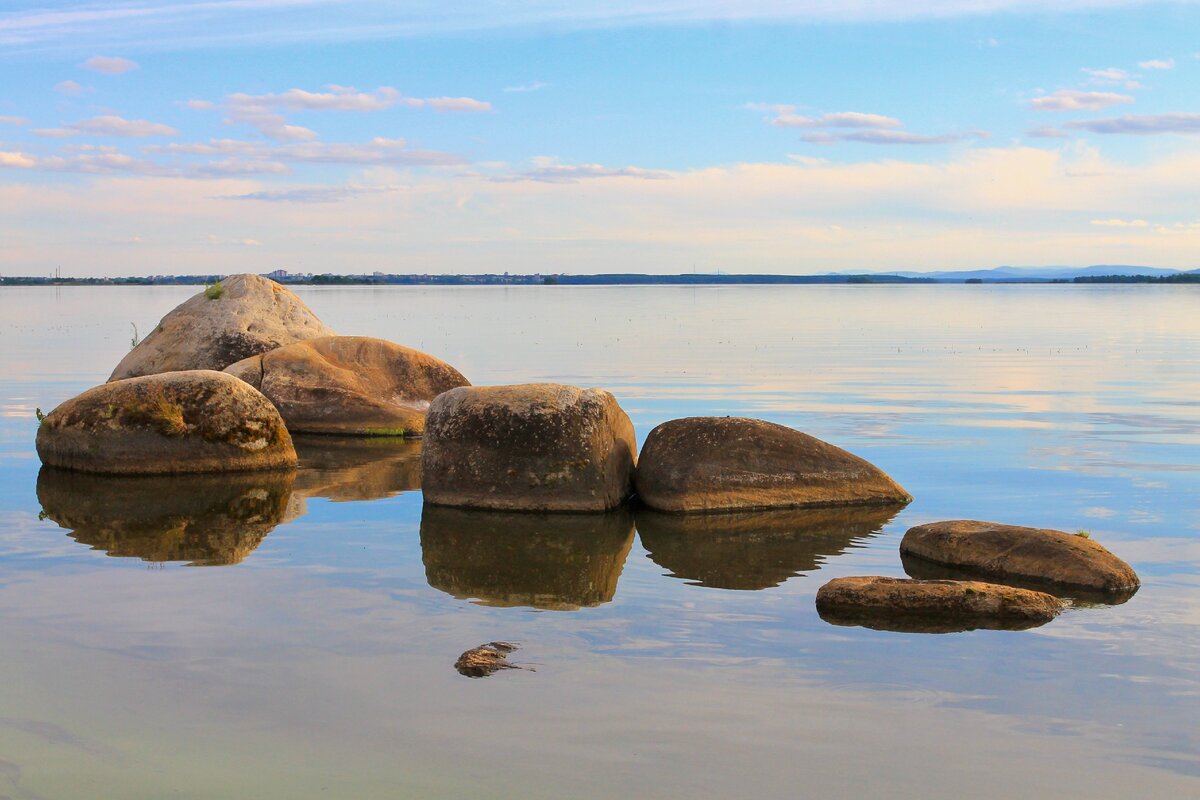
[225,336,468,436]
[35,370,297,474]
[421,383,637,512]
[110,273,334,381]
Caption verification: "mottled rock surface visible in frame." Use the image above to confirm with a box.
[635,417,911,513]
[225,336,468,436]
[900,520,1140,595]
[37,466,295,566]
[110,274,334,380]
[455,642,522,678]
[421,384,637,512]
[36,370,297,474]
[816,576,1064,632]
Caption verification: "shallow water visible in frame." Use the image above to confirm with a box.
[2,284,1199,798]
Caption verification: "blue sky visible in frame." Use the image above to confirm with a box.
[2,1,1199,276]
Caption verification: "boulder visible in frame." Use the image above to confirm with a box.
[292,435,422,502]
[421,505,634,610]
[421,384,637,512]
[636,504,903,590]
[225,336,468,436]
[36,370,297,475]
[455,643,523,678]
[37,467,296,566]
[815,576,1064,633]
[635,417,911,513]
[110,274,334,381]
[900,520,1140,596]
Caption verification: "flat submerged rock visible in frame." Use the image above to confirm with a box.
[816,575,1064,633]
[900,520,1140,596]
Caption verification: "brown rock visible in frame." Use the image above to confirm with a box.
[635,417,911,513]
[37,466,296,566]
[421,505,634,610]
[455,642,522,678]
[900,520,1140,595]
[292,435,422,501]
[815,576,1064,632]
[110,274,334,381]
[421,384,637,512]
[637,504,903,590]
[36,370,297,475]
[225,336,468,436]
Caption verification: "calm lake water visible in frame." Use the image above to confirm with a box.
[2,284,1199,798]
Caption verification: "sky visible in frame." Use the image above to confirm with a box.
[2,1,1199,276]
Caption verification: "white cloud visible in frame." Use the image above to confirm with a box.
[803,130,983,145]
[0,151,37,168]
[1065,113,1200,135]
[0,115,27,126]
[1090,218,1149,227]
[0,148,169,175]
[492,156,672,183]
[81,55,138,74]
[753,105,902,129]
[54,80,89,95]
[1029,90,1134,111]
[146,136,464,166]
[67,115,178,137]
[1138,58,1175,70]
[504,81,548,93]
[1026,125,1071,139]
[424,96,493,112]
[183,99,216,110]
[1081,67,1130,82]
[193,158,291,176]
[223,184,404,203]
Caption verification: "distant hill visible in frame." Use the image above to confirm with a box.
[894,265,1190,282]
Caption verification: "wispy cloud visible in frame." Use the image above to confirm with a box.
[1138,58,1175,70]
[752,103,979,145]
[1091,218,1149,227]
[503,81,548,93]
[146,136,464,166]
[0,115,27,126]
[37,115,178,138]
[53,79,89,95]
[1026,125,1071,138]
[0,147,169,175]
[223,184,403,203]
[81,55,138,74]
[751,104,902,129]
[1081,67,1141,89]
[802,130,983,145]
[492,156,671,183]
[1029,90,1134,111]
[1065,113,1200,135]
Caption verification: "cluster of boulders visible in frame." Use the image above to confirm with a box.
[35,273,1141,632]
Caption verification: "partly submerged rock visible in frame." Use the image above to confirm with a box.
[292,435,422,501]
[900,520,1140,596]
[900,552,1136,606]
[110,274,334,381]
[455,642,523,678]
[815,576,1064,633]
[637,504,903,590]
[635,417,911,513]
[225,336,469,436]
[36,466,296,566]
[36,370,297,475]
[421,384,637,512]
[420,505,634,610]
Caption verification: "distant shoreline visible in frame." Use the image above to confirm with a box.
[2,272,1198,287]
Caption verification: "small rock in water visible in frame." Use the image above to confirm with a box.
[455,642,523,678]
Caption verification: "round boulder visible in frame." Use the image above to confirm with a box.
[110,274,335,381]
[635,417,911,513]
[225,336,469,436]
[816,576,1064,633]
[36,370,297,475]
[900,520,1140,596]
[421,384,637,512]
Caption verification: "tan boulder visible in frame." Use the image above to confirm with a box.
[635,417,911,513]
[37,467,295,566]
[110,274,334,381]
[36,370,297,475]
[816,576,1064,633]
[421,384,637,512]
[900,520,1140,596]
[420,505,635,610]
[225,336,468,436]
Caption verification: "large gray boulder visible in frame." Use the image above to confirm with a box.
[110,274,334,381]
[421,384,637,512]
[225,336,468,436]
[635,417,911,513]
[36,370,297,475]
[900,520,1140,596]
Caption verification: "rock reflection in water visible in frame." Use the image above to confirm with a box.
[420,505,635,610]
[815,606,1056,634]
[36,466,297,566]
[899,552,1138,607]
[637,504,905,590]
[292,435,422,502]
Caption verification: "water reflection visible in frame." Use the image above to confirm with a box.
[420,505,635,610]
[293,435,422,502]
[637,505,904,590]
[815,605,1057,634]
[899,552,1139,607]
[36,467,297,566]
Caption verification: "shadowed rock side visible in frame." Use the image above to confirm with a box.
[420,505,635,610]
[36,466,297,566]
[225,336,469,436]
[110,274,335,381]
[36,370,297,475]
[636,504,904,590]
[635,417,911,513]
[421,384,637,512]
[900,520,1140,597]
[816,576,1064,634]
[292,435,422,501]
